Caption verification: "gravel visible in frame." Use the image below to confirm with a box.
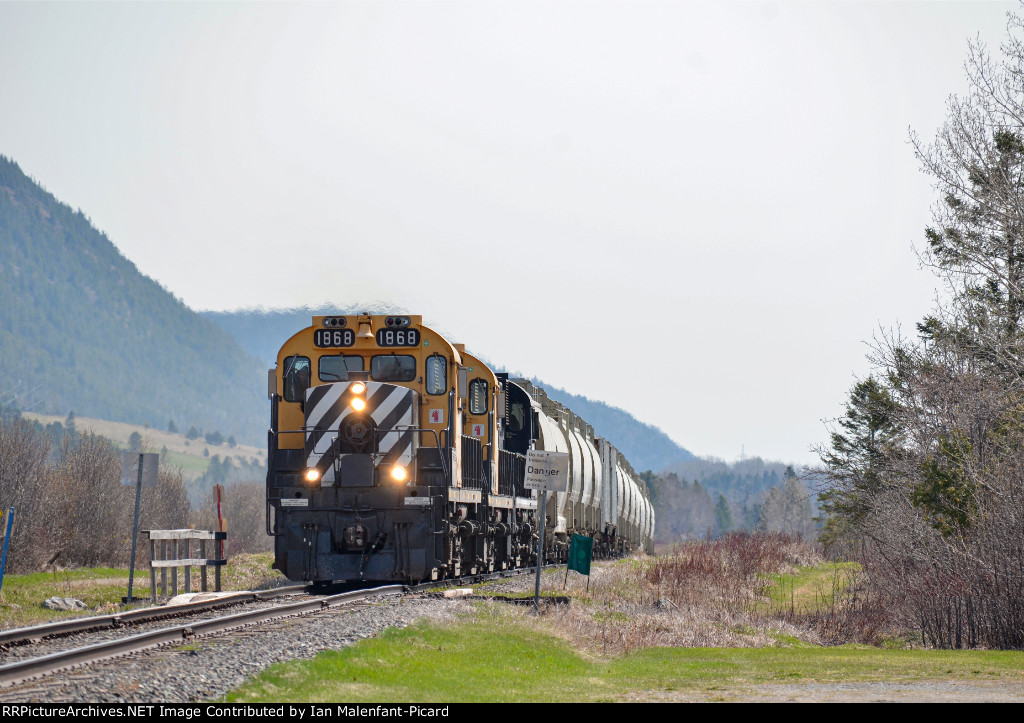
[0,598,296,665]
[0,594,465,703]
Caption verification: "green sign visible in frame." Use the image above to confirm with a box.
[567,533,594,576]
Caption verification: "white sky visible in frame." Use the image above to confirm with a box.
[0,1,1016,466]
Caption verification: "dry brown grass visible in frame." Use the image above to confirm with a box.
[503,533,834,655]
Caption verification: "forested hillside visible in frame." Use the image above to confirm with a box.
[647,458,819,544]
[0,156,267,443]
[202,304,404,366]
[535,383,694,472]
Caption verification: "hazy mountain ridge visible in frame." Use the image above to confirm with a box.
[201,304,405,367]
[525,382,695,472]
[0,156,266,442]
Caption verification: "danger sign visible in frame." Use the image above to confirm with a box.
[524,450,569,492]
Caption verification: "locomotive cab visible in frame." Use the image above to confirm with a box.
[267,314,465,582]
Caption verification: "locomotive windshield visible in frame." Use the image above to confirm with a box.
[425,355,447,395]
[469,379,487,414]
[282,356,310,402]
[370,354,416,382]
[319,354,364,381]
[508,401,525,433]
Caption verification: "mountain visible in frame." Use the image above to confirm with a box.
[0,156,267,443]
[527,382,694,473]
[201,304,404,367]
[202,307,695,473]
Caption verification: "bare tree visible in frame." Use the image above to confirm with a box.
[820,11,1024,648]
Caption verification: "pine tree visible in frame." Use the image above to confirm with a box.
[713,494,733,534]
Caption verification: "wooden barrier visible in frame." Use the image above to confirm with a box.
[143,529,227,602]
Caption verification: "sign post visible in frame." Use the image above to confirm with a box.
[534,488,546,610]
[0,507,14,601]
[121,452,159,604]
[215,484,225,560]
[565,533,595,591]
[524,450,569,613]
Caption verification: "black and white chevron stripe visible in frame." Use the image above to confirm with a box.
[304,382,416,484]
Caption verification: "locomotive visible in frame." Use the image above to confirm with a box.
[265,313,654,583]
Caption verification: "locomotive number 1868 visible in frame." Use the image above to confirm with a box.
[376,329,420,347]
[314,329,355,347]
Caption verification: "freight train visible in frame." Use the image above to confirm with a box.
[265,313,654,583]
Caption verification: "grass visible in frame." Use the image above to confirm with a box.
[22,412,266,474]
[759,561,861,615]
[0,567,150,627]
[0,552,285,629]
[226,611,1024,703]
[162,450,211,475]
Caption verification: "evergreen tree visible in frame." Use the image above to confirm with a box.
[714,494,733,534]
[818,13,1024,647]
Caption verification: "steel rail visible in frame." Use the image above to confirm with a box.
[0,584,402,688]
[0,584,310,648]
[2,562,560,650]
[406,562,560,592]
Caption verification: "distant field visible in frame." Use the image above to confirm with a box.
[24,412,266,478]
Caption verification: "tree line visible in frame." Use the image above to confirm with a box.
[644,463,818,543]
[818,12,1024,649]
[0,416,270,575]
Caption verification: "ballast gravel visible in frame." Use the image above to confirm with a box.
[0,595,465,703]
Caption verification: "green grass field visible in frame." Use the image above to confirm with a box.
[226,613,1024,703]
[0,567,151,627]
[0,553,285,628]
[759,561,861,615]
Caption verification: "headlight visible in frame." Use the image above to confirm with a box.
[390,465,408,482]
[351,397,367,411]
[303,468,321,484]
[351,382,366,395]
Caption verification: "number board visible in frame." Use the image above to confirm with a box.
[376,328,420,347]
[314,329,355,348]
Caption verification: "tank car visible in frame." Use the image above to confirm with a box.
[505,380,655,559]
[265,313,653,584]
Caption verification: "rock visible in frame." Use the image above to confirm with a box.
[42,596,88,611]
[442,588,474,598]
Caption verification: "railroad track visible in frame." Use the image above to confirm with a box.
[0,584,402,689]
[0,584,310,650]
[0,564,553,695]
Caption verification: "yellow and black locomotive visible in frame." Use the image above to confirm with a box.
[266,313,653,583]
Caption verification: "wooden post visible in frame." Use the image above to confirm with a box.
[183,538,191,594]
[160,539,167,598]
[200,539,208,592]
[215,532,222,592]
[171,539,178,597]
[149,537,157,603]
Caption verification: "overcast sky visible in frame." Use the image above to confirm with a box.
[1,1,1017,466]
